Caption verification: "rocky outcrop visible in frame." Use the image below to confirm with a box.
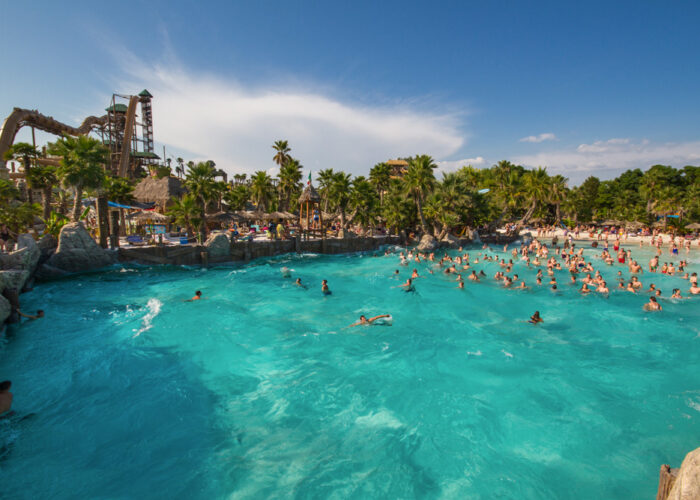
[667,447,700,500]
[36,223,114,278]
[205,232,231,262]
[440,233,460,247]
[0,295,10,325]
[0,233,40,274]
[416,234,438,253]
[37,234,58,264]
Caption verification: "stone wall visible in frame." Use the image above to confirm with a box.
[117,235,402,267]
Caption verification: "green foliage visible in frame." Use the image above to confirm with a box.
[42,211,69,237]
[167,194,202,235]
[250,171,275,211]
[223,184,250,210]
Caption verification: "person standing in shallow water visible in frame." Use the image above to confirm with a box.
[528,311,543,324]
[322,280,332,295]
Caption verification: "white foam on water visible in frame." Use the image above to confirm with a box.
[132,298,162,338]
[467,350,483,356]
[501,349,514,358]
[355,409,404,429]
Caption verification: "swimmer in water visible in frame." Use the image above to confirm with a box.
[0,381,12,416]
[295,278,307,289]
[395,278,415,292]
[280,266,292,278]
[322,280,332,295]
[16,309,44,320]
[348,314,392,327]
[528,311,543,324]
[185,291,202,301]
[643,296,662,311]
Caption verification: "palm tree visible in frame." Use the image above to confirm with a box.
[278,158,303,210]
[272,140,291,168]
[3,142,39,203]
[329,171,352,231]
[184,162,218,242]
[369,162,391,206]
[176,157,185,178]
[104,176,135,235]
[26,164,58,220]
[249,171,275,211]
[348,176,379,233]
[517,167,550,226]
[382,179,415,235]
[549,174,569,224]
[167,194,201,236]
[223,184,249,210]
[404,154,437,233]
[48,135,108,221]
[317,168,335,211]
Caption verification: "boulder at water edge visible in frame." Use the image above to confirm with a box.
[440,233,460,247]
[416,234,438,253]
[205,232,231,261]
[38,223,115,277]
[0,233,40,274]
[668,447,700,500]
[0,295,10,325]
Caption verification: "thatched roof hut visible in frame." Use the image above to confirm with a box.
[127,211,170,223]
[299,184,321,203]
[133,176,186,209]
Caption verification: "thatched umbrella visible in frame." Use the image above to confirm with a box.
[625,221,646,229]
[206,211,244,223]
[133,176,186,209]
[281,211,297,220]
[686,222,700,230]
[601,219,621,226]
[265,211,289,220]
[239,210,266,221]
[127,211,170,223]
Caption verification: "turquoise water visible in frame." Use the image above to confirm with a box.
[1,242,699,499]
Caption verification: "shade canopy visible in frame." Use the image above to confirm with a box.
[686,222,700,230]
[133,176,186,204]
[127,211,170,222]
[206,211,244,222]
[298,184,321,203]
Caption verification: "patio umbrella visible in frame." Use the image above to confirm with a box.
[127,211,170,223]
[686,222,700,230]
[206,211,244,223]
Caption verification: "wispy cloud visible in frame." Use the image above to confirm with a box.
[436,156,486,175]
[111,52,467,177]
[519,133,557,143]
[513,138,700,183]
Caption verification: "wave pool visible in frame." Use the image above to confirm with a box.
[1,243,699,498]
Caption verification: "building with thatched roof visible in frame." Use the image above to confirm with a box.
[299,184,321,204]
[387,159,409,178]
[133,176,186,211]
[299,183,322,230]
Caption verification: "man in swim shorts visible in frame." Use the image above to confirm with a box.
[348,314,392,327]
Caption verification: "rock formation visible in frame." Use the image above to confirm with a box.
[204,232,231,262]
[416,234,438,252]
[36,223,114,278]
[666,447,700,500]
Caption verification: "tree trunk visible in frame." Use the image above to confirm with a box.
[415,195,428,234]
[72,186,83,222]
[23,156,33,204]
[555,203,561,225]
[42,187,52,220]
[199,198,207,243]
[119,208,127,236]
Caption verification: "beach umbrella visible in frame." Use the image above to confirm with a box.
[265,211,290,220]
[686,222,700,230]
[240,210,266,220]
[206,211,243,223]
[127,211,170,223]
[601,219,621,226]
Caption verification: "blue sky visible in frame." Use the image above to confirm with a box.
[2,1,699,183]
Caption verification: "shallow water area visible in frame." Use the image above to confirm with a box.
[1,241,699,498]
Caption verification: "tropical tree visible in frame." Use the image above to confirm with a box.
[549,174,569,224]
[404,154,437,233]
[249,170,275,211]
[104,176,135,235]
[272,140,291,168]
[3,142,40,203]
[175,157,185,178]
[382,179,415,234]
[223,184,250,210]
[184,162,218,242]
[317,168,335,212]
[328,171,352,230]
[26,164,58,220]
[517,167,550,226]
[167,194,201,237]
[369,162,391,206]
[278,158,303,210]
[348,176,379,232]
[47,135,109,221]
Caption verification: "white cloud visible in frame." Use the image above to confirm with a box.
[113,55,466,178]
[519,133,557,143]
[436,156,486,175]
[513,138,700,183]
